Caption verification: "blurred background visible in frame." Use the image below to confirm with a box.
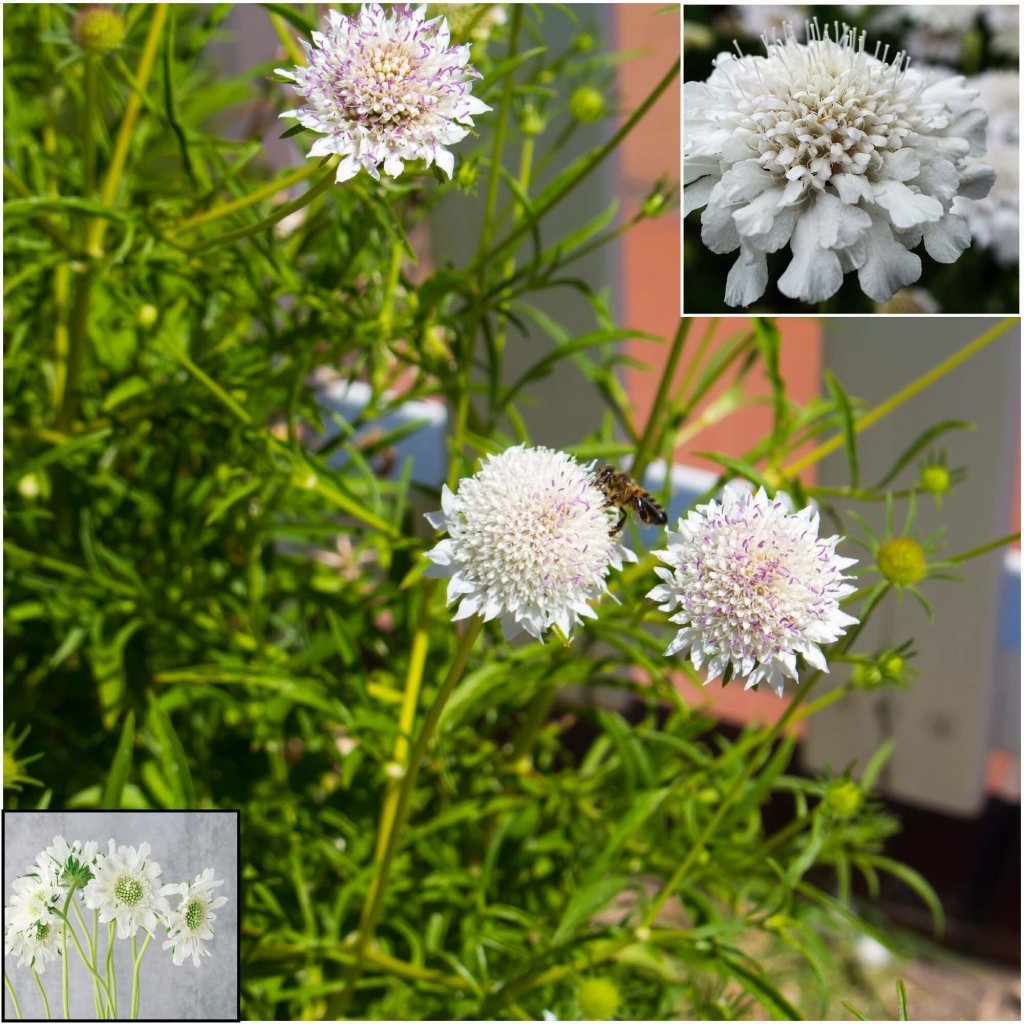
[682,4,1021,314]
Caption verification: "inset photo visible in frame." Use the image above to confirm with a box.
[683,5,1020,313]
[2,811,238,1022]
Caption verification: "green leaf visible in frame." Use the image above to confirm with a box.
[145,695,197,808]
[552,874,631,945]
[717,949,802,1020]
[859,739,895,792]
[824,370,860,488]
[842,1000,868,1020]
[896,978,909,1020]
[694,451,775,494]
[869,856,945,935]
[259,2,317,35]
[102,710,135,809]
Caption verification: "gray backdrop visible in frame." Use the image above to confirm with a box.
[3,811,238,1021]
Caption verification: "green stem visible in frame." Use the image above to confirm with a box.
[948,531,1020,564]
[0,166,79,254]
[71,900,100,1017]
[473,56,680,274]
[476,4,523,279]
[631,318,691,480]
[85,4,168,258]
[4,972,23,1019]
[82,56,97,197]
[178,164,337,251]
[173,161,321,235]
[784,318,1018,477]
[106,923,116,1018]
[338,616,484,1013]
[32,969,50,1020]
[130,932,151,1020]
[55,267,92,432]
[48,906,115,1015]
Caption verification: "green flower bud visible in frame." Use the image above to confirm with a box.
[455,159,478,191]
[578,978,620,1020]
[137,304,158,328]
[825,779,863,818]
[851,663,884,690]
[73,5,126,53]
[520,105,545,137]
[570,86,606,123]
[880,653,905,682]
[574,32,595,54]
[642,192,666,218]
[877,537,927,587]
[919,464,951,497]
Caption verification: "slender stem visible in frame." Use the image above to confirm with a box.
[71,900,100,1017]
[56,269,92,431]
[61,902,70,1019]
[473,57,680,274]
[130,932,151,1020]
[641,673,822,929]
[373,587,435,865]
[179,165,337,251]
[476,4,523,278]
[106,923,117,1018]
[32,969,51,1020]
[48,906,115,1014]
[948,531,1020,564]
[4,972,23,1019]
[784,318,1018,477]
[631,318,691,481]
[1,166,79,254]
[338,616,484,1012]
[85,4,168,258]
[82,56,98,197]
[173,162,320,234]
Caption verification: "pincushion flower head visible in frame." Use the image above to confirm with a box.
[35,835,99,892]
[83,841,175,940]
[684,21,995,307]
[648,487,858,696]
[424,445,637,641]
[162,869,228,967]
[278,4,490,183]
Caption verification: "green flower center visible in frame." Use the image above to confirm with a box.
[35,922,50,941]
[184,899,205,931]
[114,874,144,907]
[877,537,927,587]
[578,978,621,1020]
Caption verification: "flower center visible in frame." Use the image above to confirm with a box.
[734,25,914,188]
[341,41,429,128]
[35,922,50,941]
[184,899,205,931]
[877,537,927,586]
[114,874,144,907]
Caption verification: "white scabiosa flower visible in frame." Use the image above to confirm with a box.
[277,4,490,183]
[951,71,1019,266]
[35,835,99,893]
[4,915,61,974]
[83,841,175,940]
[162,869,228,968]
[648,488,858,696]
[424,446,636,641]
[684,22,995,307]
[5,863,62,934]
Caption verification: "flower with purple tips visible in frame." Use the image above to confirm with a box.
[424,446,636,641]
[277,3,490,183]
[648,487,858,695]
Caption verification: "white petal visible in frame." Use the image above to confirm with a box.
[922,214,971,263]
[724,246,768,307]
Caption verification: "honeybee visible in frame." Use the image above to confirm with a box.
[594,465,668,536]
